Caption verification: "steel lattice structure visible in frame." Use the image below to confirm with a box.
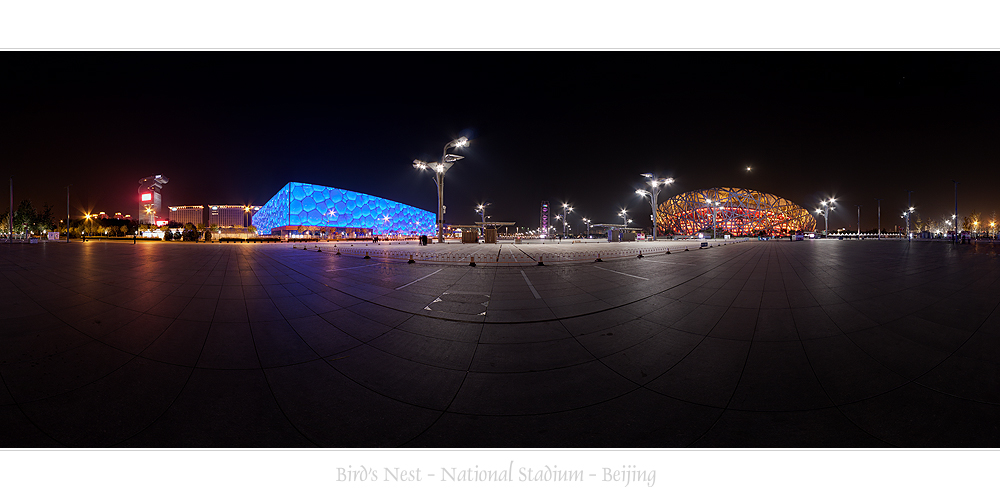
[657,187,817,236]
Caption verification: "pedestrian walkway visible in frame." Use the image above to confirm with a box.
[1,238,998,447]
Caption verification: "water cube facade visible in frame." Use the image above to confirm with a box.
[254,182,436,237]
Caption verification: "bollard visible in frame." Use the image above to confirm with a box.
[408,254,415,264]
[469,256,477,267]
[595,253,603,262]
[364,251,371,259]
[666,248,671,254]
[637,251,643,258]
[537,255,545,266]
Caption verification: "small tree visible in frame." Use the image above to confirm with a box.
[164,230,174,241]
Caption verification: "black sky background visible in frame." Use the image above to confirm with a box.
[3,51,999,232]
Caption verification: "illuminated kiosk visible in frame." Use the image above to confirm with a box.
[657,187,817,236]
[254,182,436,239]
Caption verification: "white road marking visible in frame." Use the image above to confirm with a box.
[395,269,443,290]
[520,270,542,299]
[642,260,695,266]
[326,264,380,272]
[594,266,649,280]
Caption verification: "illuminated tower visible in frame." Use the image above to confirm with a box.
[540,201,549,235]
[138,175,169,224]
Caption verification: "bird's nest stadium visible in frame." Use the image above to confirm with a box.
[657,187,817,236]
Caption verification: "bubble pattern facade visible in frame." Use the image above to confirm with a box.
[254,182,436,236]
[657,187,817,236]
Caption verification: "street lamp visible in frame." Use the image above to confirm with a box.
[903,206,914,239]
[705,198,721,239]
[582,218,591,238]
[620,209,628,228]
[817,197,836,235]
[635,173,674,242]
[561,203,572,239]
[413,136,469,243]
[476,203,491,237]
[855,205,862,237]
[875,198,882,240]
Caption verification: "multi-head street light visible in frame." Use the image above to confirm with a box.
[413,136,469,243]
[816,197,836,235]
[635,173,674,241]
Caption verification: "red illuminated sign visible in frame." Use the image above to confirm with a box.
[141,193,152,202]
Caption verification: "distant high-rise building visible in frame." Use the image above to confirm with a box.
[540,201,549,234]
[168,205,205,226]
[208,205,261,227]
[138,174,169,224]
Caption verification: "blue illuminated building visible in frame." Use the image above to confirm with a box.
[254,182,436,238]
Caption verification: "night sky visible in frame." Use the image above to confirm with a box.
[3,51,999,232]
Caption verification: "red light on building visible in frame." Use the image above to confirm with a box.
[141,192,152,202]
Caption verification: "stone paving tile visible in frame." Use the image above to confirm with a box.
[600,327,703,384]
[0,325,94,365]
[754,308,799,341]
[694,408,888,447]
[2,340,134,402]
[287,315,362,357]
[369,329,478,370]
[250,319,320,368]
[410,389,721,447]
[672,304,728,335]
[198,322,259,369]
[480,321,571,343]
[470,337,593,373]
[244,297,284,322]
[0,401,61,447]
[320,309,394,342]
[728,341,830,411]
[178,297,218,322]
[330,345,465,411]
[19,357,191,447]
[101,313,175,355]
[645,336,750,407]
[141,319,211,367]
[707,307,758,341]
[264,360,441,447]
[4,239,1000,447]
[846,326,951,380]
[449,361,637,416]
[121,368,315,447]
[916,354,1000,404]
[840,383,1000,447]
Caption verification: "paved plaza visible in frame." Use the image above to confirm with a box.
[1,237,999,447]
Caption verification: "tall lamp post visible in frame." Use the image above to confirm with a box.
[904,190,914,239]
[855,205,862,237]
[875,198,882,240]
[413,136,469,243]
[561,203,572,238]
[635,174,674,242]
[706,198,721,239]
[582,218,591,238]
[476,203,490,236]
[817,197,836,236]
[620,209,628,228]
[66,184,71,242]
[952,180,959,244]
